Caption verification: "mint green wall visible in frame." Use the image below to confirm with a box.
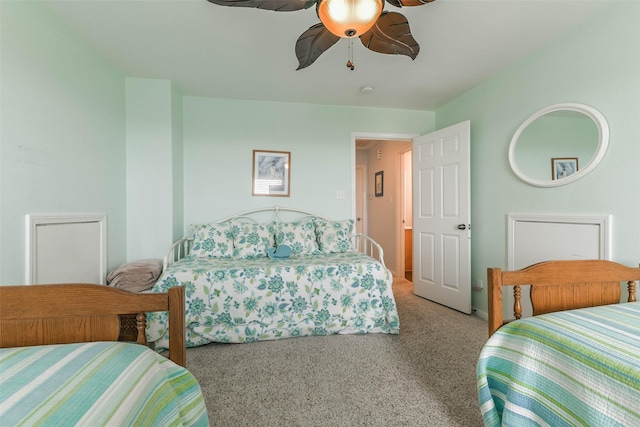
[0,0,433,284]
[0,1,127,284]
[172,84,185,243]
[436,2,640,315]
[182,97,433,229]
[125,78,184,260]
[3,0,637,310]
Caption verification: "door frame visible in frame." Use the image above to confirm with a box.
[355,165,368,239]
[351,132,418,275]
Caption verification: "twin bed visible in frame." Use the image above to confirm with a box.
[477,260,640,426]
[0,284,208,426]
[147,206,399,350]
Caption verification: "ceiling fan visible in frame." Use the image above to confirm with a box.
[206,0,436,70]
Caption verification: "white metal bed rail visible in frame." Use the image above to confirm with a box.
[163,237,193,270]
[217,205,332,224]
[161,206,388,271]
[163,234,386,271]
[351,233,386,267]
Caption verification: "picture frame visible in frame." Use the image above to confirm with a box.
[551,157,578,180]
[375,171,384,197]
[252,150,290,196]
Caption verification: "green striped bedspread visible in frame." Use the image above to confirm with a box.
[477,302,640,426]
[0,342,209,426]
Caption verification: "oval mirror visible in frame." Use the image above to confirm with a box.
[508,103,609,187]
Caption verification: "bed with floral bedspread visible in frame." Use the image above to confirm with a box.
[147,207,400,350]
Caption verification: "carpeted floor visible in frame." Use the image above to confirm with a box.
[185,278,488,426]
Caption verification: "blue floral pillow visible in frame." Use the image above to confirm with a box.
[233,222,275,259]
[315,219,354,254]
[274,220,319,256]
[191,222,235,258]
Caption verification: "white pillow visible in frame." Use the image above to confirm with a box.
[233,222,275,259]
[274,220,319,256]
[315,219,354,254]
[191,222,235,258]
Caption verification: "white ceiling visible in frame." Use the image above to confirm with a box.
[44,0,614,111]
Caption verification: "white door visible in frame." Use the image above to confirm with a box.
[412,121,471,314]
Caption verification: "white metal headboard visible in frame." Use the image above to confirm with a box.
[163,206,384,270]
[216,205,332,225]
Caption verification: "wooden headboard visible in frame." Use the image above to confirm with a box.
[487,260,639,337]
[0,284,186,367]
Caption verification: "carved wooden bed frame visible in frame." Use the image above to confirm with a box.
[0,283,186,366]
[487,260,639,337]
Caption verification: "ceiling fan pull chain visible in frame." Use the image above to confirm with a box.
[346,38,355,70]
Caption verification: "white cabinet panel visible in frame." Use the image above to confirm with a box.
[26,214,107,285]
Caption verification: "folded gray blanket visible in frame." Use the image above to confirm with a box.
[106,259,163,292]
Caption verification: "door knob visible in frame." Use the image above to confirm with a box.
[457,224,467,230]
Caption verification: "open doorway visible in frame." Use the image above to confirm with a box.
[354,135,414,279]
[354,123,471,313]
[400,149,412,282]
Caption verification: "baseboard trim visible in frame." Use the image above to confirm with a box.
[473,307,488,321]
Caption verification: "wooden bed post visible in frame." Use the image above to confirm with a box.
[136,313,147,345]
[513,285,522,320]
[168,286,186,368]
[487,268,503,337]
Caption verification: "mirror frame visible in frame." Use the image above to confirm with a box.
[508,103,609,187]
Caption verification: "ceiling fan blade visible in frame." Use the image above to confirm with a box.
[295,23,340,70]
[360,12,419,60]
[206,0,315,12]
[386,0,435,6]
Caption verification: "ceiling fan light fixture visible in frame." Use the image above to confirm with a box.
[317,0,383,38]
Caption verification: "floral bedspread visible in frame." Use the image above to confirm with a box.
[147,252,399,350]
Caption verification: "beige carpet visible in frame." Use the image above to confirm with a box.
[185,278,488,426]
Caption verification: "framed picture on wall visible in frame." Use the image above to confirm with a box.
[375,171,384,197]
[252,150,290,196]
[551,157,578,180]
